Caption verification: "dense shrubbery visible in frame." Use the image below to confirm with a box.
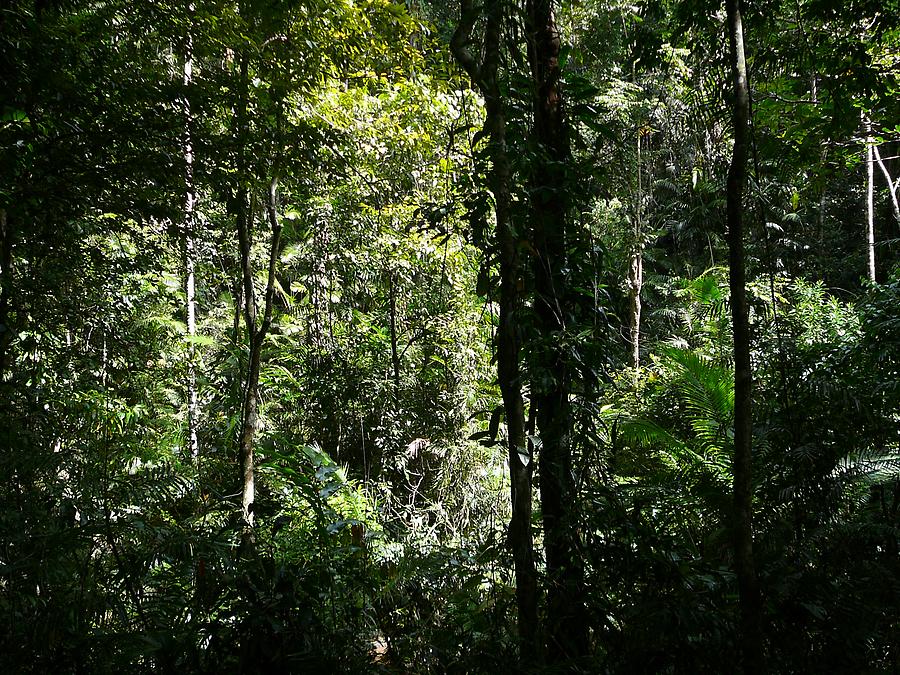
[581,276,900,673]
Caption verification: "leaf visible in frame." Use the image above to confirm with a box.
[185,333,217,347]
[488,406,502,443]
[0,108,28,123]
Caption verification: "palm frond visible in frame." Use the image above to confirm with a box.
[661,347,734,447]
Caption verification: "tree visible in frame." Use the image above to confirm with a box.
[235,172,283,531]
[181,7,200,461]
[0,208,11,383]
[629,129,645,377]
[725,0,765,669]
[864,115,876,281]
[451,0,539,661]
[525,0,590,662]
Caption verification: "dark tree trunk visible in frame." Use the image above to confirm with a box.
[525,0,589,663]
[451,0,539,662]
[235,189,257,530]
[725,0,765,670]
[232,53,255,531]
[0,209,13,383]
[492,96,540,664]
[236,179,282,531]
[388,272,401,392]
[230,53,284,535]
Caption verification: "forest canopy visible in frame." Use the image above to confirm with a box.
[1,0,899,672]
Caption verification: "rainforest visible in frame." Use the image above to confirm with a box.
[1,0,899,672]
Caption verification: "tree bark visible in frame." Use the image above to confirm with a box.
[725,0,765,670]
[810,73,828,244]
[526,0,589,663]
[236,179,282,530]
[232,52,255,531]
[865,116,876,282]
[451,0,539,662]
[629,131,644,379]
[388,271,401,393]
[236,189,257,529]
[0,209,12,383]
[182,16,200,461]
[231,52,283,532]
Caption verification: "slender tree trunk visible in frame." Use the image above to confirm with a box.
[628,251,642,375]
[236,179,282,530]
[182,16,200,460]
[725,0,765,670]
[236,189,257,529]
[451,0,539,662]
[864,115,876,282]
[388,272,401,392]
[493,102,539,663]
[526,0,589,662]
[811,74,828,244]
[230,53,283,532]
[629,132,643,378]
[231,52,255,530]
[0,209,12,383]
[232,276,243,346]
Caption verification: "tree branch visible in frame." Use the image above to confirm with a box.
[451,0,484,90]
[261,176,282,337]
[237,193,257,334]
[872,143,900,224]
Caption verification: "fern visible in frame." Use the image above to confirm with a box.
[619,347,737,524]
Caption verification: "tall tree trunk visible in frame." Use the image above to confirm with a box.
[725,0,765,670]
[232,276,243,346]
[182,16,200,461]
[865,116,876,282]
[231,52,283,532]
[236,179,282,530]
[526,0,589,662]
[493,103,539,663]
[810,73,828,244]
[629,131,644,378]
[451,0,539,662]
[388,271,401,393]
[236,190,257,529]
[0,209,12,383]
[232,52,255,530]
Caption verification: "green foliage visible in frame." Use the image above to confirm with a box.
[586,273,900,672]
[2,0,899,672]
